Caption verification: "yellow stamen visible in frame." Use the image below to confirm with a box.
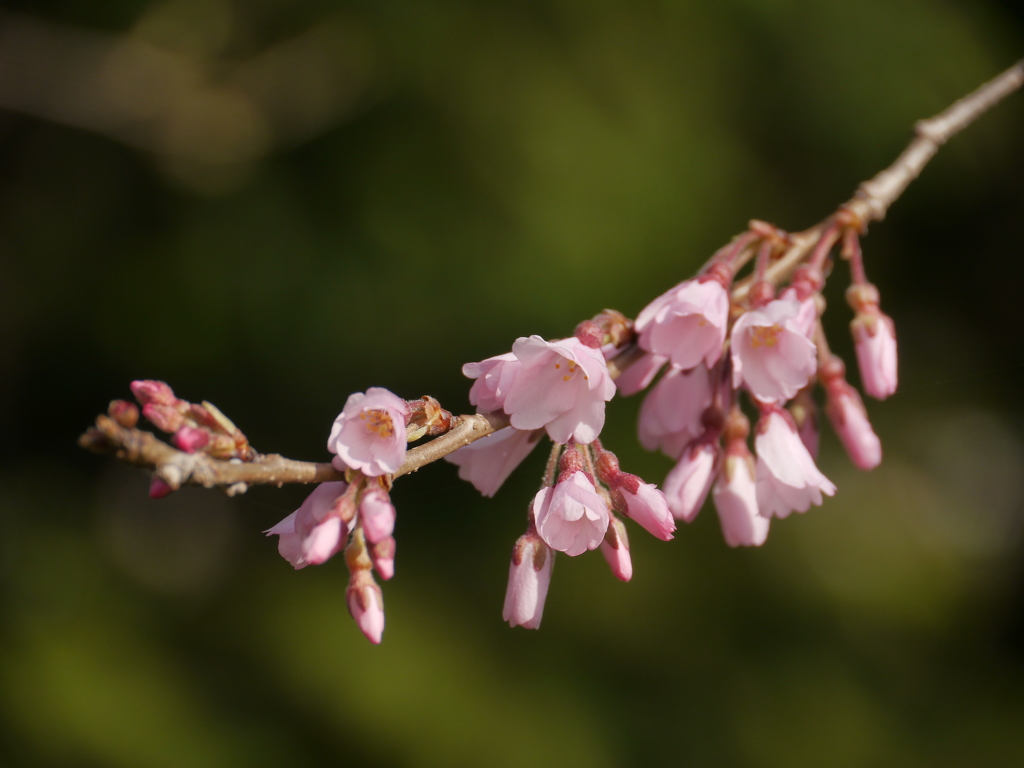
[750,324,783,348]
[361,409,395,438]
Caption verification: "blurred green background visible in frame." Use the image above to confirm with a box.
[2,1,1024,766]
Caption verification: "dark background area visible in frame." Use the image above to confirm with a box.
[2,1,1024,766]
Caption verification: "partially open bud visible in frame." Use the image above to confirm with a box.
[822,359,882,470]
[346,570,385,644]
[663,440,718,522]
[600,516,632,582]
[609,474,675,541]
[502,532,554,629]
[788,388,819,460]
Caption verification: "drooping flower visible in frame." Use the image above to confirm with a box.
[534,473,610,557]
[731,298,817,403]
[662,440,719,522]
[637,364,713,459]
[754,409,836,518]
[600,516,632,582]
[634,278,730,370]
[713,453,769,547]
[463,352,520,413]
[788,387,820,459]
[328,388,409,477]
[779,286,819,340]
[503,531,554,629]
[445,427,543,497]
[265,481,350,569]
[501,336,616,444]
[851,310,898,400]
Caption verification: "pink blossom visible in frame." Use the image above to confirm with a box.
[359,487,396,544]
[347,572,385,644]
[265,481,350,569]
[534,473,610,556]
[731,299,818,403]
[779,286,818,340]
[445,427,542,497]
[634,279,730,370]
[614,353,667,396]
[503,532,554,629]
[610,474,675,541]
[328,388,409,477]
[662,441,718,522]
[712,454,769,547]
[852,311,898,400]
[463,352,520,413]
[600,517,632,582]
[754,410,836,518]
[638,364,713,459]
[825,380,882,470]
[502,336,616,444]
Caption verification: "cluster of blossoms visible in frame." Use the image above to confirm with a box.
[259,217,896,643]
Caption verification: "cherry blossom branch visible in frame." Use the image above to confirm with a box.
[80,60,1024,492]
[733,58,1024,301]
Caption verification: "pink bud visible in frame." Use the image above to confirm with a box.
[142,402,185,433]
[662,441,718,522]
[347,573,385,644]
[788,389,819,460]
[359,487,396,544]
[502,532,554,629]
[149,476,173,499]
[172,426,210,453]
[851,310,897,400]
[825,377,882,470]
[610,475,675,541]
[371,536,396,580]
[131,380,178,406]
[600,517,632,582]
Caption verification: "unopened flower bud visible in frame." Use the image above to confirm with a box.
[205,434,237,459]
[591,309,633,349]
[824,372,882,470]
[609,473,675,541]
[594,450,620,485]
[107,400,139,429]
[574,320,603,349]
[600,516,632,582]
[346,570,385,644]
[172,426,210,453]
[788,388,820,460]
[663,440,718,522]
[371,536,396,580]
[149,476,173,499]
[502,532,554,629]
[851,309,897,400]
[142,402,185,433]
[405,395,453,441]
[131,380,177,406]
[359,487,396,544]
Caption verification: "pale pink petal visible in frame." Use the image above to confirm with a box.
[853,313,898,399]
[614,353,667,396]
[826,382,882,470]
[359,487,396,544]
[502,533,554,629]
[663,441,718,522]
[713,455,769,547]
[638,364,712,458]
[535,473,610,556]
[635,280,730,369]
[464,352,521,412]
[600,517,632,582]
[445,427,543,497]
[755,410,836,518]
[301,516,344,565]
[731,299,817,403]
[347,579,385,644]
[615,478,675,540]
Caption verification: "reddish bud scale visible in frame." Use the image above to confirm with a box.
[613,472,642,495]
[594,451,620,485]
[748,280,775,308]
[818,356,846,383]
[846,282,881,312]
[149,477,173,499]
[574,320,603,349]
[558,446,587,475]
[142,402,185,433]
[131,380,177,406]
[699,263,733,290]
[722,409,751,445]
[591,309,633,348]
[108,400,139,429]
